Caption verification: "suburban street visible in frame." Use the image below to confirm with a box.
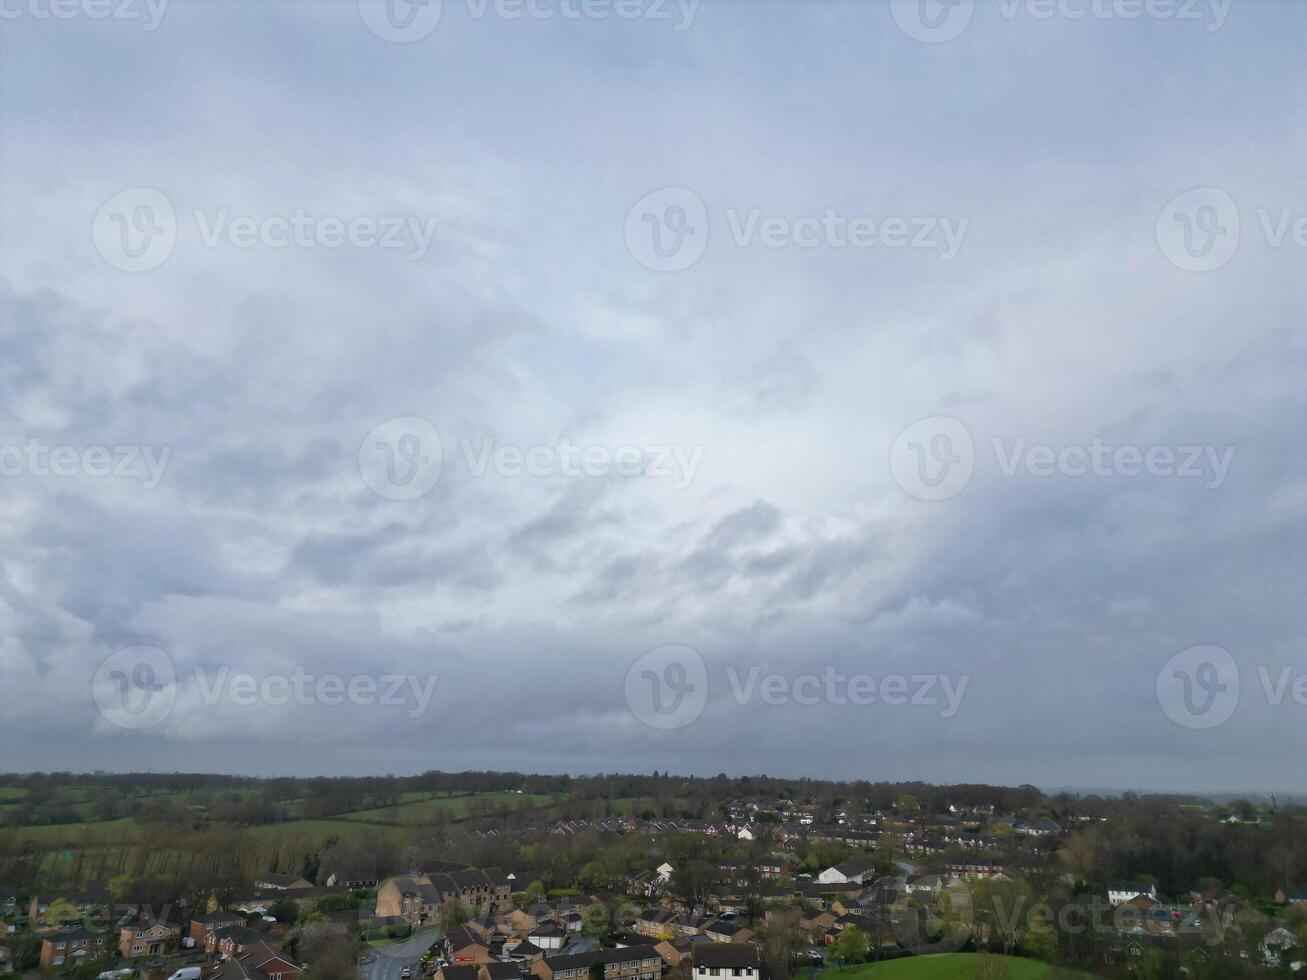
[359,931,442,980]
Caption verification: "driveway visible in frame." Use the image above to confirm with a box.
[360,931,443,980]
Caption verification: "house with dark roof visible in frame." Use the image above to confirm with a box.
[214,942,302,980]
[691,942,758,980]
[192,909,246,944]
[531,945,665,980]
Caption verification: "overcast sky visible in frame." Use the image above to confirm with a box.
[0,0,1303,793]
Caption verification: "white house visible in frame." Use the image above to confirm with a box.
[816,861,872,885]
[656,862,675,883]
[692,943,758,980]
[1108,882,1158,907]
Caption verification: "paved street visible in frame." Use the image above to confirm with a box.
[360,931,443,980]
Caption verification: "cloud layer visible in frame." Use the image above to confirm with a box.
[0,0,1303,791]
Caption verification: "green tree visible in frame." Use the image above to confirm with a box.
[583,904,610,941]
[827,926,868,965]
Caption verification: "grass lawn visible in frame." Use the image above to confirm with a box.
[823,954,1094,979]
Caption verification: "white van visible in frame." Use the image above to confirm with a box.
[167,967,203,980]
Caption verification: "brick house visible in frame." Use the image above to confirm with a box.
[119,915,182,958]
[211,925,282,957]
[376,869,511,928]
[191,911,245,944]
[39,927,110,971]
[213,942,303,980]
[531,946,664,980]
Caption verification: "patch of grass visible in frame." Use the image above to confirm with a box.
[823,954,1095,979]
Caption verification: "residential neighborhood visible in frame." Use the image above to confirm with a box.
[2,772,1307,980]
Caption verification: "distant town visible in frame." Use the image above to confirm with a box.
[0,771,1303,978]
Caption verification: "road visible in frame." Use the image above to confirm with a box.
[359,931,443,980]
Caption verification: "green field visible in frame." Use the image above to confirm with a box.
[338,791,553,825]
[824,955,1094,979]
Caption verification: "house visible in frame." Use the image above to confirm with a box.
[212,925,282,957]
[213,942,303,980]
[506,940,545,963]
[376,869,512,927]
[445,925,493,964]
[944,857,1009,880]
[39,926,110,971]
[119,913,183,958]
[529,922,567,950]
[28,889,112,922]
[1261,925,1300,967]
[816,862,872,885]
[1277,888,1307,905]
[635,909,678,939]
[701,922,752,944]
[480,965,524,980]
[1108,882,1158,907]
[255,874,313,891]
[691,942,758,980]
[191,910,246,944]
[438,967,482,980]
[531,945,664,980]
[651,939,693,967]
